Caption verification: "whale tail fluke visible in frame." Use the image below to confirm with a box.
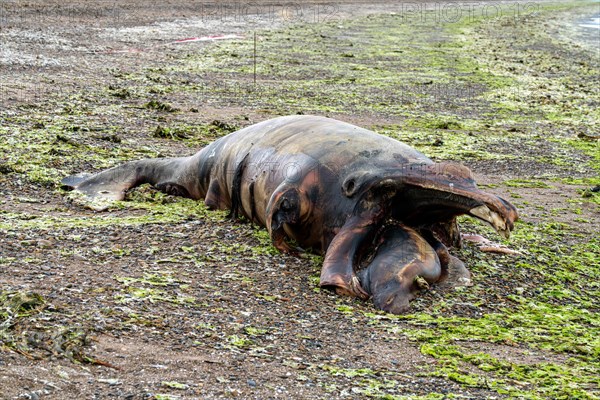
[61,173,95,190]
[61,158,197,211]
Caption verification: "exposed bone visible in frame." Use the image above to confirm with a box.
[462,233,522,255]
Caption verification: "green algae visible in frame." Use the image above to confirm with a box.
[0,204,215,231]
[161,381,189,390]
[114,271,196,306]
[322,365,377,378]
[171,14,512,116]
[422,343,597,399]
[358,218,600,398]
[503,179,553,189]
[226,334,254,349]
[0,186,229,231]
[115,272,186,287]
[0,291,101,364]
[153,394,181,400]
[152,120,239,146]
[2,2,595,194]
[0,112,161,191]
[452,1,600,137]
[377,123,509,162]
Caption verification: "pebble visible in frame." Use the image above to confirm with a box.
[247,379,256,387]
[37,239,53,248]
[98,378,122,386]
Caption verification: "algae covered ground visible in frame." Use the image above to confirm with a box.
[1,1,599,399]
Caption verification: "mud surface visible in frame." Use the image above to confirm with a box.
[1,1,599,399]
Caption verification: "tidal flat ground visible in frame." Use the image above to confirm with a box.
[0,1,598,399]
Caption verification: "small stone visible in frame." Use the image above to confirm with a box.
[98,378,121,386]
[247,379,256,387]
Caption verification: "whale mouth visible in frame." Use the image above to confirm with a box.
[469,205,510,239]
[389,187,516,244]
[319,166,519,302]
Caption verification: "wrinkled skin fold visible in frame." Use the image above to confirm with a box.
[357,224,443,314]
[62,115,518,314]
